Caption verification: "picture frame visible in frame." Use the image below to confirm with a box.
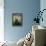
[12,13,23,26]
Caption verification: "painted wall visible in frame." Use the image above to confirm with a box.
[4,0,40,42]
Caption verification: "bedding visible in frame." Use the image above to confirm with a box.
[17,32,34,46]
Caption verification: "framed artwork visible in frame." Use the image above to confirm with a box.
[12,13,23,26]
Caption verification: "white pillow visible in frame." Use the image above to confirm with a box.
[17,37,25,46]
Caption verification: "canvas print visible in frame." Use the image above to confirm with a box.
[12,13,23,26]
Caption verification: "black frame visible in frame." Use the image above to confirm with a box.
[12,13,23,26]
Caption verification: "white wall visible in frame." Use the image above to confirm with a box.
[0,0,4,42]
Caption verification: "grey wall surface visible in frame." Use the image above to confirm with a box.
[40,0,46,27]
[4,0,40,42]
